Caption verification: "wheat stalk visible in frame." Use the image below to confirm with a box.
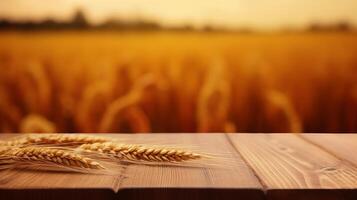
[99,74,155,133]
[79,142,202,163]
[197,59,231,132]
[0,86,23,132]
[1,134,111,147]
[76,81,111,132]
[5,147,105,170]
[266,90,302,133]
[24,62,52,116]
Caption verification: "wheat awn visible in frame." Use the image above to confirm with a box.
[79,142,202,163]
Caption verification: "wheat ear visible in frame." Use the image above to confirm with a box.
[79,142,202,163]
[4,147,105,170]
[1,134,111,147]
[0,146,12,155]
[20,114,56,133]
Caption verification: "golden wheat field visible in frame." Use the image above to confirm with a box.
[0,31,356,133]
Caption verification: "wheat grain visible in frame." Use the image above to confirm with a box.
[0,139,24,147]
[79,142,202,163]
[0,146,12,155]
[2,134,111,147]
[9,147,104,170]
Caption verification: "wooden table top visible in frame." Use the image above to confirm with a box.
[0,133,356,200]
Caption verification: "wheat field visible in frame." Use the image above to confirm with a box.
[0,31,356,133]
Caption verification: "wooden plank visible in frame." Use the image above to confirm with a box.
[228,134,357,200]
[0,134,119,200]
[0,170,119,190]
[113,134,264,200]
[302,134,357,166]
[0,134,119,190]
[0,134,264,200]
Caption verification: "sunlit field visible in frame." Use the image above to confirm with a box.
[0,31,356,133]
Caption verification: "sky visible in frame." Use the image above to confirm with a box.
[0,0,357,30]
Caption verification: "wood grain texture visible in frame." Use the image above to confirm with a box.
[302,134,357,166]
[0,134,120,200]
[2,133,357,200]
[228,134,357,200]
[0,134,264,200]
[0,134,120,195]
[112,134,264,200]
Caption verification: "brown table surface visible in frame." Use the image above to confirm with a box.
[0,133,356,200]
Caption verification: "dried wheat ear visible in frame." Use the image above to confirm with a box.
[3,146,105,170]
[79,142,202,163]
[0,146,12,155]
[0,134,111,146]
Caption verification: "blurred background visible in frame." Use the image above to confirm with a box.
[0,0,356,133]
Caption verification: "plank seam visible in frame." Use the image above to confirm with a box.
[112,166,128,193]
[224,133,268,193]
[297,134,357,169]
